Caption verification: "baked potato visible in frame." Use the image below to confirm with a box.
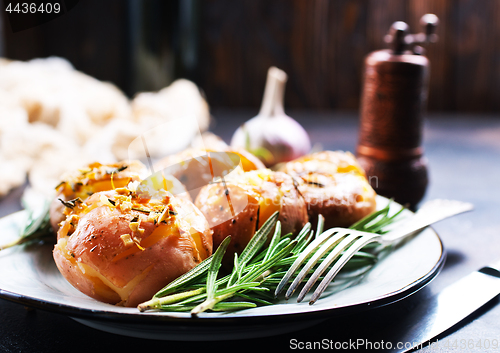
[53,187,212,307]
[153,147,265,201]
[194,169,308,263]
[281,150,376,229]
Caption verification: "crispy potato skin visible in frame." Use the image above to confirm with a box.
[195,183,260,257]
[154,147,265,201]
[53,191,212,307]
[281,151,377,229]
[194,169,308,263]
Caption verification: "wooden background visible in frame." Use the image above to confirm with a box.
[2,0,500,113]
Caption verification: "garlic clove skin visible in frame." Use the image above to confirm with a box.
[231,114,311,167]
[230,67,311,167]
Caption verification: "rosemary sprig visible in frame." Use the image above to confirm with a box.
[138,201,406,315]
[192,236,232,313]
[0,195,54,251]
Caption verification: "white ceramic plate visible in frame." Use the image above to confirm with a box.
[0,197,444,341]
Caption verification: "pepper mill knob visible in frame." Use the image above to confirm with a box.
[385,21,409,54]
[384,14,439,55]
[421,14,439,41]
[356,14,439,210]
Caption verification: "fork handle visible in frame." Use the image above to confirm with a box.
[384,199,473,243]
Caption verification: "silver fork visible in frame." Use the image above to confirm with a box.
[275,199,474,305]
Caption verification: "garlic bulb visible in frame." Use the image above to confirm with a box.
[230,67,311,167]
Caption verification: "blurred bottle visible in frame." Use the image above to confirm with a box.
[127,0,200,95]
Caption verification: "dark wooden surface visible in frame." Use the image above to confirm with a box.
[1,111,499,352]
[3,0,500,112]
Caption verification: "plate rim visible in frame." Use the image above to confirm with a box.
[0,199,446,326]
[0,242,445,325]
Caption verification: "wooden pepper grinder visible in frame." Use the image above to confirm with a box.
[356,14,439,210]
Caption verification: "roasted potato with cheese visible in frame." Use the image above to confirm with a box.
[194,169,308,262]
[53,187,212,307]
[154,147,265,201]
[281,150,376,229]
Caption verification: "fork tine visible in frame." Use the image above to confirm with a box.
[284,199,474,305]
[296,232,366,302]
[304,199,474,304]
[274,228,340,297]
[284,229,350,299]
[308,233,379,304]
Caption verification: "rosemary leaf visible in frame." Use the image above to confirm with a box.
[211,301,257,311]
[234,292,274,306]
[316,215,325,238]
[260,238,291,265]
[227,252,240,287]
[238,211,279,266]
[214,282,261,297]
[263,220,282,262]
[350,203,391,231]
[138,288,205,312]
[239,240,297,284]
[207,236,231,300]
[154,254,213,298]
[291,227,312,255]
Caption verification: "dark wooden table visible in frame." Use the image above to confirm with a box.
[1,111,499,352]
